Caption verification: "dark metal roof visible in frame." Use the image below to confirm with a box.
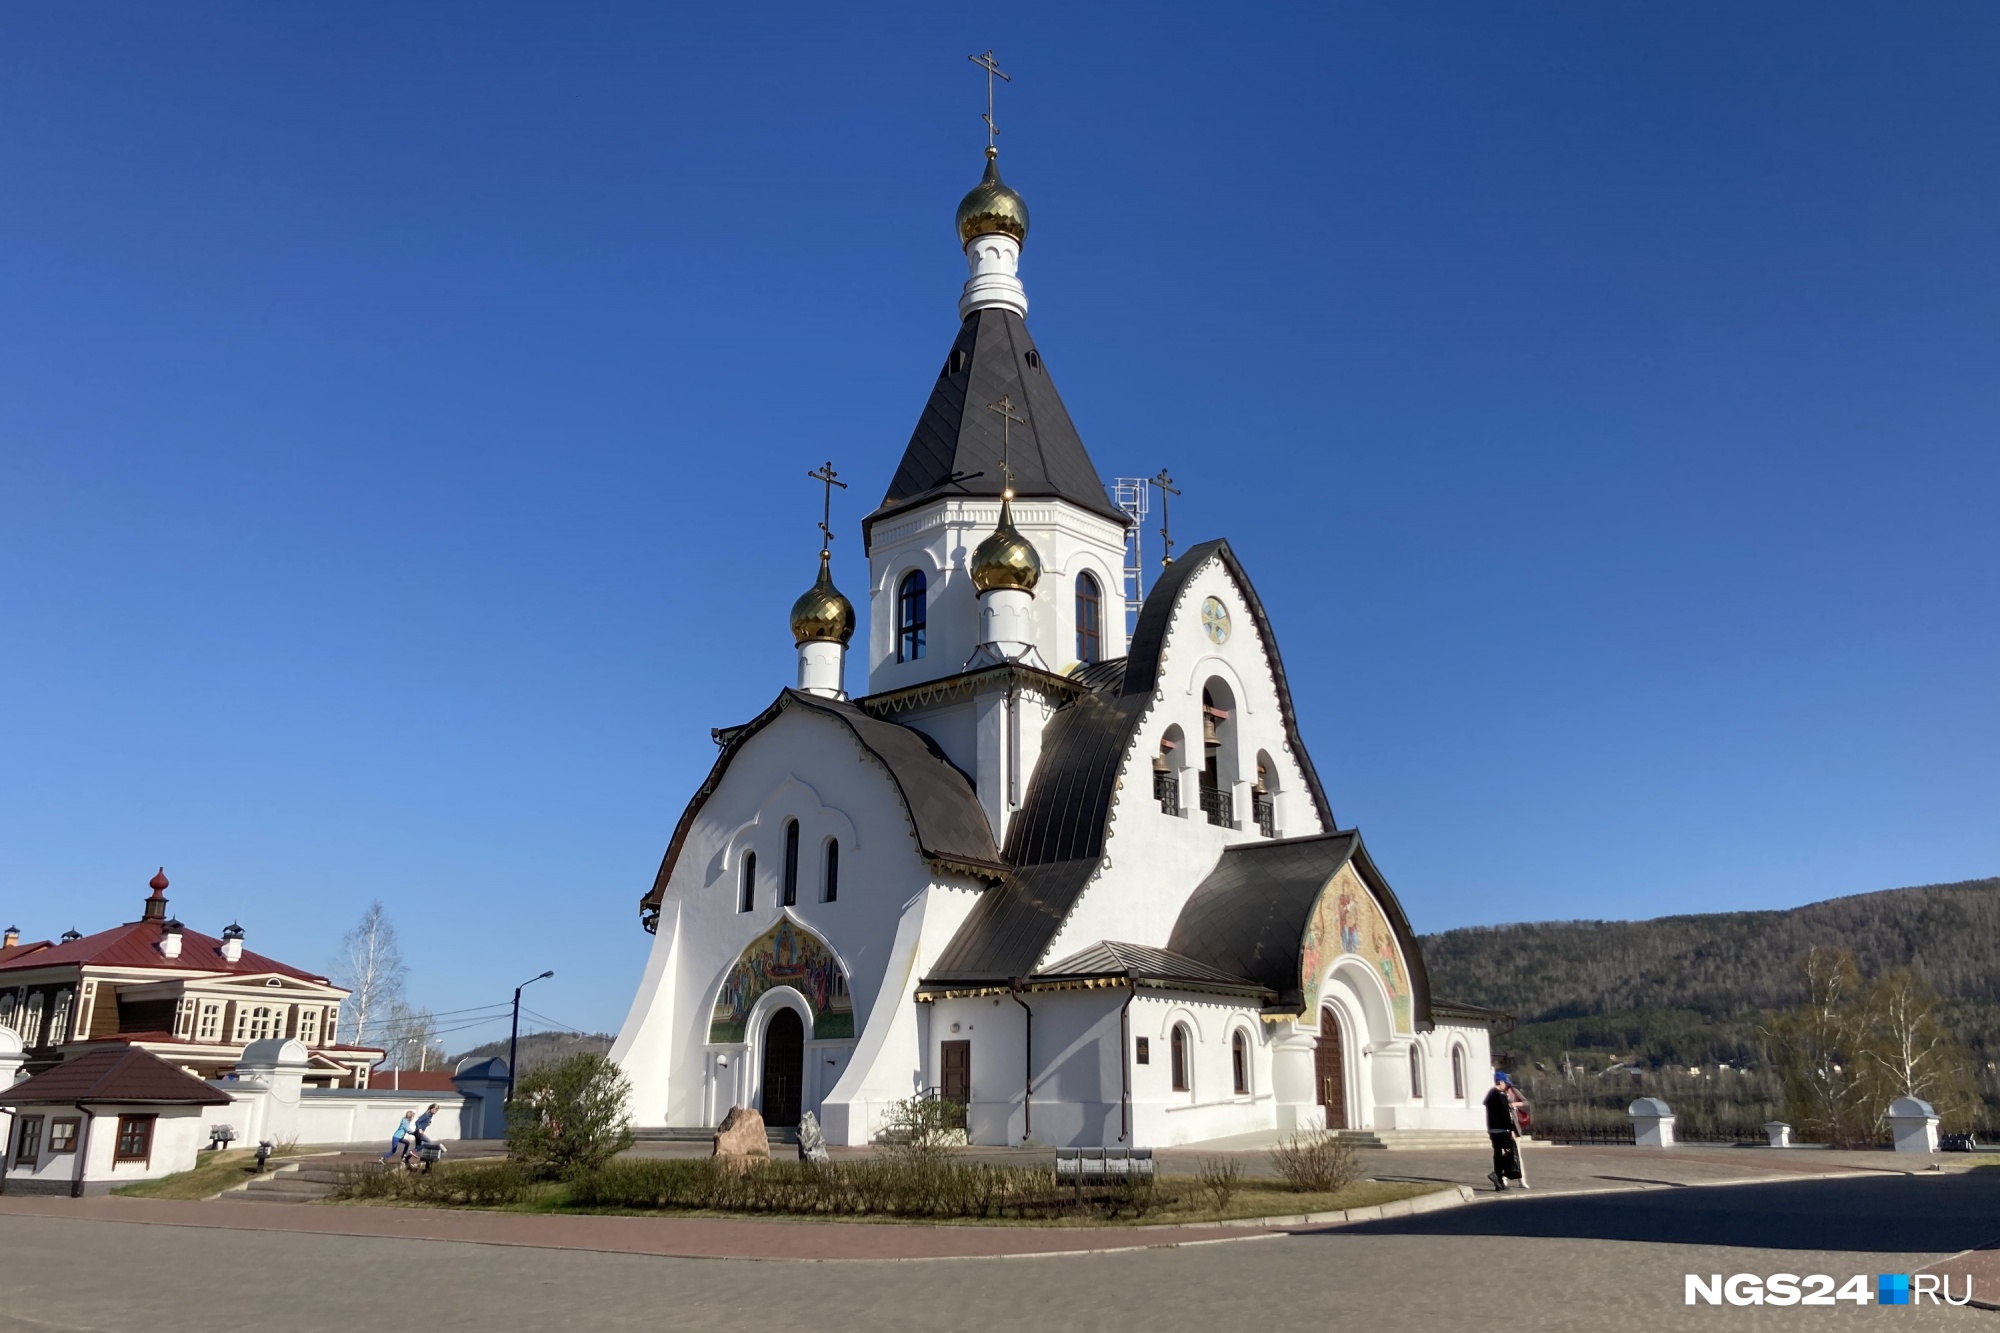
[1165,831,1435,1027]
[4,1045,232,1106]
[639,690,1005,930]
[922,540,1336,983]
[864,309,1129,544]
[1038,940,1272,995]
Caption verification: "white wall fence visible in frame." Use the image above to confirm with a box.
[200,1041,512,1147]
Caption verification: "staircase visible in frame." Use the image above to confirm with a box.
[1330,1129,1500,1151]
[220,1159,358,1204]
[633,1125,799,1146]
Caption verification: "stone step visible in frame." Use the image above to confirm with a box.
[633,1126,799,1146]
[239,1175,331,1195]
[221,1187,324,1204]
[1330,1129,1498,1151]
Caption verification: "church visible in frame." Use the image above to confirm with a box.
[610,132,1500,1149]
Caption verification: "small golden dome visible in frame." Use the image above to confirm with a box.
[790,551,855,646]
[970,497,1042,593]
[955,147,1030,248]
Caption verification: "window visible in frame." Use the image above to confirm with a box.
[1409,1044,1425,1100]
[47,990,72,1047]
[1451,1045,1467,1101]
[49,1118,79,1154]
[1074,572,1102,664]
[897,570,927,662]
[114,1114,155,1163]
[14,1115,43,1166]
[298,1006,320,1046]
[1135,1036,1149,1065]
[1231,1030,1250,1096]
[246,1006,276,1042]
[1170,1024,1191,1092]
[0,993,13,1027]
[823,839,839,903]
[740,851,757,913]
[19,992,43,1046]
[197,1002,222,1043]
[782,820,800,907]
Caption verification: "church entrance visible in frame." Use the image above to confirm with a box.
[760,1008,805,1128]
[1316,1007,1347,1130]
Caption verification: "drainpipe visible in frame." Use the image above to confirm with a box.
[71,1104,93,1199]
[1118,974,1138,1143]
[1008,978,1032,1143]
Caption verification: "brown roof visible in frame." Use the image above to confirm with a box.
[0,941,51,965]
[0,919,329,983]
[366,1069,457,1092]
[3,1046,232,1106]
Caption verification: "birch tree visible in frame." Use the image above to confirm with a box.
[1763,946,1869,1145]
[384,1002,446,1071]
[336,901,407,1050]
[1859,968,1976,1127]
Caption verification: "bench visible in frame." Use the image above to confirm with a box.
[1053,1147,1155,1181]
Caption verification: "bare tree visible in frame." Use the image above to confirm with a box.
[383,1002,446,1071]
[1860,968,1976,1128]
[335,901,407,1050]
[1763,946,1870,1145]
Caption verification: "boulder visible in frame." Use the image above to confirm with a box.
[797,1110,830,1165]
[713,1105,770,1172]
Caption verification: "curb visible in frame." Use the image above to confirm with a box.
[1166,1183,1477,1231]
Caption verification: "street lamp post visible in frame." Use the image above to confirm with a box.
[507,970,555,1103]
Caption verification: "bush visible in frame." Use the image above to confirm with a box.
[875,1091,967,1156]
[1269,1131,1359,1193]
[332,1160,537,1206]
[506,1052,635,1179]
[1195,1156,1243,1211]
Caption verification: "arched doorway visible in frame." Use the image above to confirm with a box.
[1316,1007,1347,1130]
[760,1008,805,1127]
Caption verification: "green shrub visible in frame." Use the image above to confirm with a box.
[506,1052,635,1179]
[331,1161,537,1206]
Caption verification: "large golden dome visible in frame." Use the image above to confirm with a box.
[790,551,855,646]
[955,147,1030,247]
[970,497,1042,593]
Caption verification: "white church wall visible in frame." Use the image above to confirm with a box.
[609,705,968,1130]
[1128,994,1275,1147]
[1041,556,1321,969]
[892,698,978,778]
[866,498,1128,694]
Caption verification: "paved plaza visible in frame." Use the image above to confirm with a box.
[0,1149,1994,1331]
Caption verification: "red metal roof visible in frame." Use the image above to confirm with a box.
[0,941,51,965]
[0,920,328,983]
[4,1045,233,1106]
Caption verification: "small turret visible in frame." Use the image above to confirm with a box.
[221,922,245,964]
[143,867,170,921]
[790,550,855,699]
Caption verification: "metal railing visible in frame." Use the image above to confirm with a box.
[1253,793,1275,837]
[1154,771,1179,816]
[1199,784,1232,827]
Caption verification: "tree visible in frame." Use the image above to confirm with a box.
[383,1002,446,1072]
[1763,947,1871,1145]
[1858,968,1977,1129]
[335,901,407,1050]
[506,1052,634,1179]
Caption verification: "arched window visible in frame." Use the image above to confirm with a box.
[1451,1045,1467,1101]
[1155,726,1184,816]
[1231,1029,1249,1096]
[1170,1023,1191,1092]
[1074,572,1102,664]
[20,992,44,1046]
[782,820,801,907]
[822,839,839,903]
[1408,1044,1424,1100]
[47,990,72,1047]
[247,1006,276,1041]
[897,570,927,662]
[1199,679,1238,827]
[1252,750,1278,838]
[0,993,15,1028]
[740,851,757,913]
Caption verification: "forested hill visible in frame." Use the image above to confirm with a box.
[1421,877,2000,1026]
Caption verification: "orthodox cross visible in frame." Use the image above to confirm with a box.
[807,460,847,555]
[1151,469,1182,566]
[986,395,1029,493]
[968,50,1011,150]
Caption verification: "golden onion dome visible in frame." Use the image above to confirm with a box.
[970,496,1042,593]
[790,551,855,646]
[955,147,1030,248]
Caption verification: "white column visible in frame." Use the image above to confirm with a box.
[1270,1025,1323,1131]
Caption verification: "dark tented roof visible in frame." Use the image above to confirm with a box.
[1166,832,1434,1026]
[921,540,1336,983]
[865,308,1129,543]
[1037,940,1271,995]
[639,690,1005,928]
[4,1046,232,1106]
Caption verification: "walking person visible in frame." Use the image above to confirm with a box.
[1484,1071,1524,1191]
[380,1110,415,1164]
[404,1103,441,1169]
[1502,1074,1532,1189]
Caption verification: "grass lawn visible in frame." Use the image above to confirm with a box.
[111,1149,272,1200]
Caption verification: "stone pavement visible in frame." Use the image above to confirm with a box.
[2,1171,1996,1332]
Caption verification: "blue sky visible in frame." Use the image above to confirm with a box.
[3,4,1995,1044]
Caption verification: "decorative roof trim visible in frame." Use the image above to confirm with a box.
[857,662,1089,717]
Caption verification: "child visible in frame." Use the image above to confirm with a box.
[380,1110,415,1163]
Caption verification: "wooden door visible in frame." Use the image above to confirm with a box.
[1316,1007,1346,1129]
[940,1039,971,1109]
[761,1009,804,1127]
